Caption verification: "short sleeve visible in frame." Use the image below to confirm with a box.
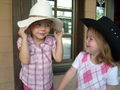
[51,37,56,51]
[72,52,85,69]
[17,37,22,49]
[107,66,119,85]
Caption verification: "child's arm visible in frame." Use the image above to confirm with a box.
[57,66,77,90]
[52,30,64,62]
[18,27,30,64]
[106,66,119,90]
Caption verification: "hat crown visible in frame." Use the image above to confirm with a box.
[29,0,53,17]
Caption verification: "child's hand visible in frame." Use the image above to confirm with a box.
[54,29,64,41]
[18,27,28,38]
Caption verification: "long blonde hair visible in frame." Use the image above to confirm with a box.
[88,28,117,66]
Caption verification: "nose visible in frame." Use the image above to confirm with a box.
[86,39,89,44]
[40,25,46,31]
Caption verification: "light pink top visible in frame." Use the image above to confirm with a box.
[17,35,56,90]
[72,52,119,90]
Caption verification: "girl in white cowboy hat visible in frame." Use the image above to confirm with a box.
[57,16,120,90]
[17,0,64,90]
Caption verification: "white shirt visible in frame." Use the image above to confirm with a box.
[72,52,119,90]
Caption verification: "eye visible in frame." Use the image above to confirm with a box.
[89,37,93,40]
[36,23,41,26]
[45,23,51,27]
[34,23,41,28]
[87,36,94,41]
[37,23,42,26]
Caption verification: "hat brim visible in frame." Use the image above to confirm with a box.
[80,18,104,33]
[17,17,63,31]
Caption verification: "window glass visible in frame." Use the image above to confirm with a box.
[57,11,72,34]
[96,0,106,19]
[57,11,72,18]
[57,0,72,9]
[63,37,71,59]
[57,11,72,59]
[63,19,72,34]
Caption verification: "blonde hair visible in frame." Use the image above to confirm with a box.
[88,28,117,66]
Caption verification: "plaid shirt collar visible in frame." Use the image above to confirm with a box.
[28,35,53,47]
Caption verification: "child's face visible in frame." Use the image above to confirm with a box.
[85,29,100,55]
[31,20,52,40]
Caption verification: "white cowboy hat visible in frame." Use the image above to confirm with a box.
[17,0,63,31]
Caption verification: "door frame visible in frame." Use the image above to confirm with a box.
[12,0,31,89]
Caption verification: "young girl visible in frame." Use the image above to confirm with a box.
[57,16,120,90]
[17,0,63,90]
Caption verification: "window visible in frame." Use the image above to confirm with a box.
[49,0,73,60]
[96,0,106,19]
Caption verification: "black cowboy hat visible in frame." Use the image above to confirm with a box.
[81,16,120,62]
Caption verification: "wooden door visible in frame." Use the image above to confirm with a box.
[13,0,31,90]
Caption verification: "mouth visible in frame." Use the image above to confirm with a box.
[37,32,46,36]
[86,45,90,48]
[40,32,45,34]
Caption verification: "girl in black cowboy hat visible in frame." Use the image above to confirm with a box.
[57,16,120,90]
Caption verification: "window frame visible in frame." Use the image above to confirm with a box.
[50,0,74,63]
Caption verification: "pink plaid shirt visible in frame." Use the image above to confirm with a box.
[72,52,119,90]
[17,35,56,90]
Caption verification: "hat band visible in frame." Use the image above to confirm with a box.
[29,15,51,18]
